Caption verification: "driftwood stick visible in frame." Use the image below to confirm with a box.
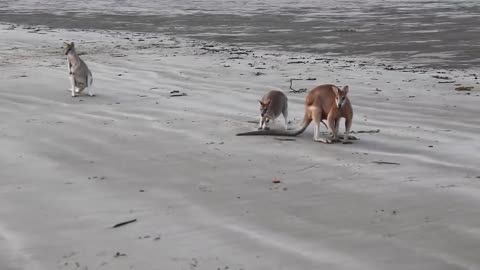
[289,79,307,93]
[372,161,400,165]
[112,219,137,228]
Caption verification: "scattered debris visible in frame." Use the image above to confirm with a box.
[114,252,127,258]
[272,178,282,184]
[372,161,400,165]
[437,184,458,189]
[112,219,137,228]
[287,61,307,64]
[432,75,451,80]
[254,72,265,76]
[438,81,456,84]
[170,90,187,97]
[334,28,357,32]
[455,86,474,91]
[110,53,127,57]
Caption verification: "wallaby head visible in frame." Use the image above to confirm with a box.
[63,42,75,55]
[333,85,349,109]
[258,99,272,121]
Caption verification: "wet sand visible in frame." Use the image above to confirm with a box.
[1,22,480,269]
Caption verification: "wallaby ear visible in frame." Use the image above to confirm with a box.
[70,42,75,47]
[63,42,69,45]
[343,85,349,95]
[332,86,340,96]
[258,100,265,106]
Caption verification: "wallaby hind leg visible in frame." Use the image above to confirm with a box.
[331,119,341,143]
[342,118,354,144]
[69,76,76,97]
[327,114,338,142]
[87,87,94,97]
[87,74,95,96]
[282,108,289,130]
[313,110,331,143]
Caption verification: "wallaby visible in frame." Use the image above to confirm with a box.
[63,42,94,97]
[237,84,355,144]
[258,90,289,130]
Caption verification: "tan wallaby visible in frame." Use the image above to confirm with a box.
[63,42,94,97]
[258,90,289,130]
[237,84,354,144]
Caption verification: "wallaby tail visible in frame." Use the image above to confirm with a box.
[237,115,312,136]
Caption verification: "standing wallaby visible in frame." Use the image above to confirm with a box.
[258,90,289,130]
[237,84,355,144]
[63,42,94,97]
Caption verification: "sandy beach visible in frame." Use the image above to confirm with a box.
[0,9,480,270]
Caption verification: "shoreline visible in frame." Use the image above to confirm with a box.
[1,7,479,70]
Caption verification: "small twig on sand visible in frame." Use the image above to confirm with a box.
[289,79,307,93]
[112,219,137,228]
[372,161,400,165]
[114,252,127,258]
[438,81,456,84]
[170,93,187,97]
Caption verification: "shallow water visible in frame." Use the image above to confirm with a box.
[0,0,479,68]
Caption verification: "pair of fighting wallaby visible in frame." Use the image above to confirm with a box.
[63,42,94,97]
[237,84,355,144]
